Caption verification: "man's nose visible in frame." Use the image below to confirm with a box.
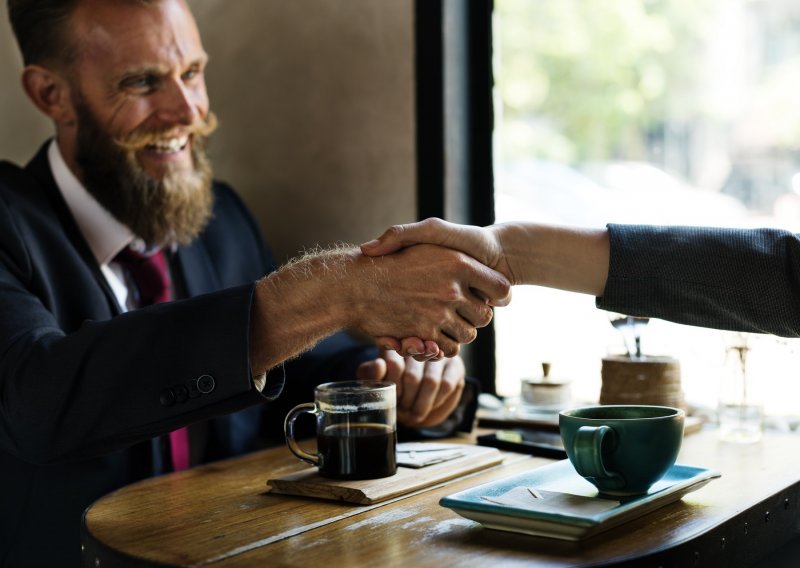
[156,79,202,126]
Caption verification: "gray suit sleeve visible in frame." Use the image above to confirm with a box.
[596,224,800,336]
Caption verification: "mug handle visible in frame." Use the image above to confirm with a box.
[284,402,320,466]
[572,425,624,488]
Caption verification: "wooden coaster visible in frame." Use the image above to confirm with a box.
[267,444,503,505]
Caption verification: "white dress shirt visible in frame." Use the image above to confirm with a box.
[48,140,135,312]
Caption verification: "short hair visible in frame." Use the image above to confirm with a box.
[7,0,159,68]
[7,0,82,67]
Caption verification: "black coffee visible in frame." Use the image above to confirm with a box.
[318,423,397,480]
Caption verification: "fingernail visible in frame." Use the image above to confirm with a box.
[383,344,395,351]
[361,239,380,248]
[407,348,422,355]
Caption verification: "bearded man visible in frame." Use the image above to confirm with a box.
[0,0,511,564]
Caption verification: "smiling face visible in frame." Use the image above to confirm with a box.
[57,0,217,246]
[68,0,209,175]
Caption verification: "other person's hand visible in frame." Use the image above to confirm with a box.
[361,218,514,281]
[351,243,511,357]
[360,219,514,358]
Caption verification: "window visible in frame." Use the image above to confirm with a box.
[492,0,800,419]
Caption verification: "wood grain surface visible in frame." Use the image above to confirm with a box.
[82,429,800,567]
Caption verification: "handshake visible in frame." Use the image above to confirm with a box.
[356,218,610,360]
[356,218,513,361]
[252,218,609,373]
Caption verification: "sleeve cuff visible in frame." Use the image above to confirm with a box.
[252,372,267,392]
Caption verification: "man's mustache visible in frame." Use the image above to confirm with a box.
[114,111,218,152]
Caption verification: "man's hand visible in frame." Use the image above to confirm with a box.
[361,218,515,282]
[359,218,514,359]
[348,243,511,357]
[249,240,511,373]
[356,349,465,428]
[357,218,610,359]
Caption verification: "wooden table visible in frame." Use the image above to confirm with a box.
[81,429,800,567]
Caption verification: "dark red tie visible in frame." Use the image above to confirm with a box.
[114,248,172,305]
[115,247,191,471]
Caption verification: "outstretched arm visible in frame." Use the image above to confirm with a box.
[360,218,610,356]
[248,242,512,373]
[361,218,610,294]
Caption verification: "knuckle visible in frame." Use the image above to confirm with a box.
[422,362,441,382]
[441,282,462,302]
[385,224,405,240]
[430,308,449,328]
[386,357,404,376]
[423,217,445,229]
[437,376,456,396]
[444,343,460,357]
[404,368,423,386]
[463,327,478,344]
[420,374,437,391]
[427,323,443,342]
[478,306,494,327]
[452,250,471,267]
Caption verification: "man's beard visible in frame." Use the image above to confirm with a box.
[74,101,218,247]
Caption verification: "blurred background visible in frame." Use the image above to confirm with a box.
[0,0,418,264]
[2,0,799,420]
[492,0,800,420]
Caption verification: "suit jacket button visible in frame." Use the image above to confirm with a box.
[197,374,215,394]
[174,384,189,403]
[159,388,176,407]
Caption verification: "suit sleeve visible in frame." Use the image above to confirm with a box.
[0,181,272,464]
[597,224,800,336]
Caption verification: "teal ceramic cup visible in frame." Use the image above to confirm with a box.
[559,405,685,496]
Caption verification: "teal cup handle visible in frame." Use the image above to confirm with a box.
[572,425,625,491]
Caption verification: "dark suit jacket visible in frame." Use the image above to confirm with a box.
[0,144,376,567]
[598,223,800,336]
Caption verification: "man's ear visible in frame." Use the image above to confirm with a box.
[21,65,76,126]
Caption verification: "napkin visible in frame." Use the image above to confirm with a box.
[396,442,467,468]
[481,486,620,515]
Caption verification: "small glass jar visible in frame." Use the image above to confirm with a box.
[718,333,763,444]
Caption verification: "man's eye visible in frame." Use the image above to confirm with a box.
[122,75,159,92]
[182,67,202,82]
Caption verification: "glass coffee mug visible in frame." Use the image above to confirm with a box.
[284,380,397,480]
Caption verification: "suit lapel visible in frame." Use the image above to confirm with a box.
[24,143,123,316]
[173,237,221,299]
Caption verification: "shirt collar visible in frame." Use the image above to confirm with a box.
[48,139,135,265]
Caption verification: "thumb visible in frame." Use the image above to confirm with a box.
[360,218,448,256]
[360,235,404,257]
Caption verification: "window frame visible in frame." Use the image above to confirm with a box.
[414,0,497,392]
